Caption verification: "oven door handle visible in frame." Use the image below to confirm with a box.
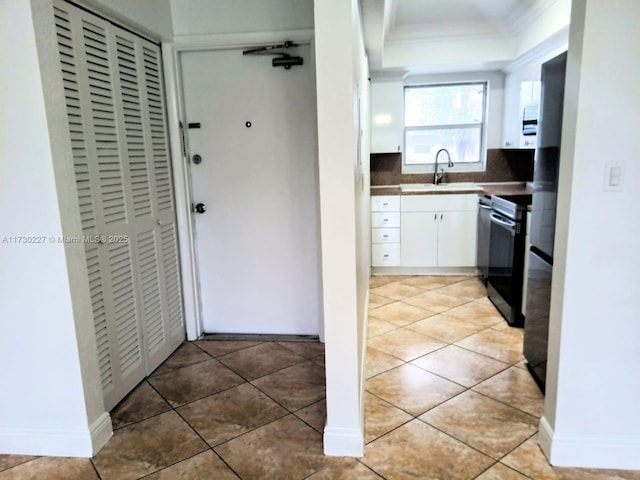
[490,212,516,232]
[478,203,492,210]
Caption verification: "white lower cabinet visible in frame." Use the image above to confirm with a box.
[400,195,478,268]
[371,193,478,269]
[371,196,401,266]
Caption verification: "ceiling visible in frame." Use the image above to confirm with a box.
[361,0,568,76]
[389,0,536,36]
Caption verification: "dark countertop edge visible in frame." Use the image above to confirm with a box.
[370,186,402,195]
[370,182,532,197]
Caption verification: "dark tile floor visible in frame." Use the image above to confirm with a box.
[1,276,638,479]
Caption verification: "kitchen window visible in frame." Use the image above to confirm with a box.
[403,82,487,173]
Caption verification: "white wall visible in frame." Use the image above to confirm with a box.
[405,71,505,149]
[171,0,313,36]
[539,0,640,469]
[83,0,174,39]
[0,0,110,457]
[315,0,369,457]
[514,0,571,60]
[381,0,570,75]
[384,35,515,72]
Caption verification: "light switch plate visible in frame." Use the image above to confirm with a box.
[603,161,624,192]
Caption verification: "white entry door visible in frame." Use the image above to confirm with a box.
[180,46,321,335]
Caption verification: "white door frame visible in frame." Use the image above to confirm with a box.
[162,30,315,341]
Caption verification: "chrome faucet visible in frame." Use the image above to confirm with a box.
[434,148,454,185]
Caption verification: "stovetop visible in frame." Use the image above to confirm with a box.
[491,194,532,220]
[495,194,533,206]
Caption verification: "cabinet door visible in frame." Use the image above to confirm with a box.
[519,80,540,148]
[437,211,478,267]
[503,73,542,149]
[371,81,404,153]
[502,74,521,148]
[401,212,438,267]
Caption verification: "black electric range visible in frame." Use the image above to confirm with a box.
[486,194,532,327]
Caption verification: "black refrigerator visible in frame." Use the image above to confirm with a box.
[523,51,567,393]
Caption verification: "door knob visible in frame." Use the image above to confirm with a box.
[193,203,206,214]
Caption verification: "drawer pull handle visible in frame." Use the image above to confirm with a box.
[383,235,389,238]
[383,254,389,258]
[383,203,388,206]
[383,219,388,222]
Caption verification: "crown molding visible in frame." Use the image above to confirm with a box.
[508,0,557,36]
[503,25,569,73]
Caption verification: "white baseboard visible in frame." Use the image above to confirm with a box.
[538,415,640,470]
[371,266,479,276]
[323,425,364,457]
[361,290,369,427]
[0,412,112,458]
[537,416,554,460]
[90,412,113,454]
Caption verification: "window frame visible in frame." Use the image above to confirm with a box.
[402,81,488,174]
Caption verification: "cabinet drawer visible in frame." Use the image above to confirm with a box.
[401,194,478,212]
[371,212,400,228]
[372,228,400,244]
[372,244,400,266]
[371,195,400,212]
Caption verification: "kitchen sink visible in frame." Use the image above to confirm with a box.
[400,182,484,193]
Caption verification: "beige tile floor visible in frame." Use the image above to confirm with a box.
[1,275,638,479]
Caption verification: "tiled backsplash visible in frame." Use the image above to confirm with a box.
[371,149,534,186]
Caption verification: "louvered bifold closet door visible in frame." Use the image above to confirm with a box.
[53,0,184,411]
[138,41,186,365]
[111,27,184,377]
